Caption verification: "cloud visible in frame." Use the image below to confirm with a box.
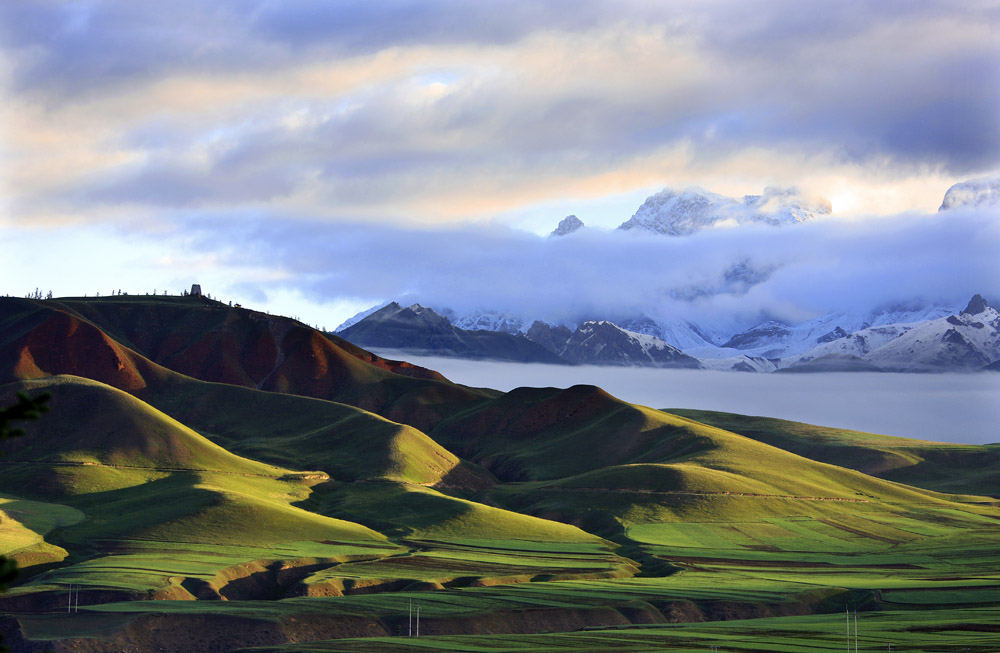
[166,204,1000,330]
[2,0,998,228]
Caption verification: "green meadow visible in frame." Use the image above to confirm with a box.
[1,296,998,651]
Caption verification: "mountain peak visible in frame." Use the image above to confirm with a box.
[618,185,829,236]
[962,294,989,316]
[939,175,1000,211]
[551,215,584,236]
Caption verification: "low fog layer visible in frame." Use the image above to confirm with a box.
[374,351,1000,445]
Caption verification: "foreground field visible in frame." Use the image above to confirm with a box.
[1,296,998,651]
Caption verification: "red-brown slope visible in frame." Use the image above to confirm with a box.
[56,297,449,386]
[0,301,164,393]
[0,297,495,430]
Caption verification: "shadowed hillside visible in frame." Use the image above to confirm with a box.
[0,297,497,432]
[0,296,998,652]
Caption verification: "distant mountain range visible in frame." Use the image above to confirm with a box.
[339,303,701,368]
[336,178,999,372]
[337,302,565,364]
[338,294,999,373]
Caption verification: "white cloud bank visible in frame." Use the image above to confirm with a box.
[167,204,999,331]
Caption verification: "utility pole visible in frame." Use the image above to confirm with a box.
[68,584,72,613]
[416,604,420,638]
[408,599,412,637]
[846,605,850,653]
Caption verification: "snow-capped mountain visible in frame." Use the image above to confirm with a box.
[527,320,701,368]
[787,295,999,372]
[861,296,1000,372]
[336,296,996,372]
[939,175,1000,211]
[337,179,994,373]
[551,214,584,236]
[686,304,960,361]
[618,186,830,236]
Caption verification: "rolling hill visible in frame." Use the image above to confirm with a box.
[0,295,998,652]
[665,408,1000,496]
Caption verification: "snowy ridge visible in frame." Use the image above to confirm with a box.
[687,304,960,361]
[449,310,530,335]
[335,301,392,332]
[618,186,830,236]
[556,320,701,368]
[584,321,670,356]
[789,296,1000,372]
[939,175,1000,211]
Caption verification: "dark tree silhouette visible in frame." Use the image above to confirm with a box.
[0,391,49,652]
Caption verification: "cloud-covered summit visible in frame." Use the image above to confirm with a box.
[551,215,585,236]
[618,186,831,236]
[939,175,1000,212]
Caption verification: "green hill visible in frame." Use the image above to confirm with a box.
[665,408,1000,497]
[1,296,999,651]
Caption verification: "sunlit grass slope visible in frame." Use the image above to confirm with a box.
[435,386,992,529]
[0,376,395,603]
[142,374,493,489]
[0,493,82,574]
[665,408,1000,497]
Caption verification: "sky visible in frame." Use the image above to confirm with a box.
[1,0,999,330]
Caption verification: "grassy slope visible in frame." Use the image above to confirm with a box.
[665,408,1000,497]
[0,374,621,604]
[432,386,991,516]
[0,376,394,601]
[143,372,493,489]
[234,606,1000,652]
[2,297,1000,651]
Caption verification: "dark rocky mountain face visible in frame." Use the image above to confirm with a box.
[816,326,849,344]
[338,303,568,364]
[526,320,573,352]
[722,321,791,350]
[962,294,989,316]
[527,320,701,368]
